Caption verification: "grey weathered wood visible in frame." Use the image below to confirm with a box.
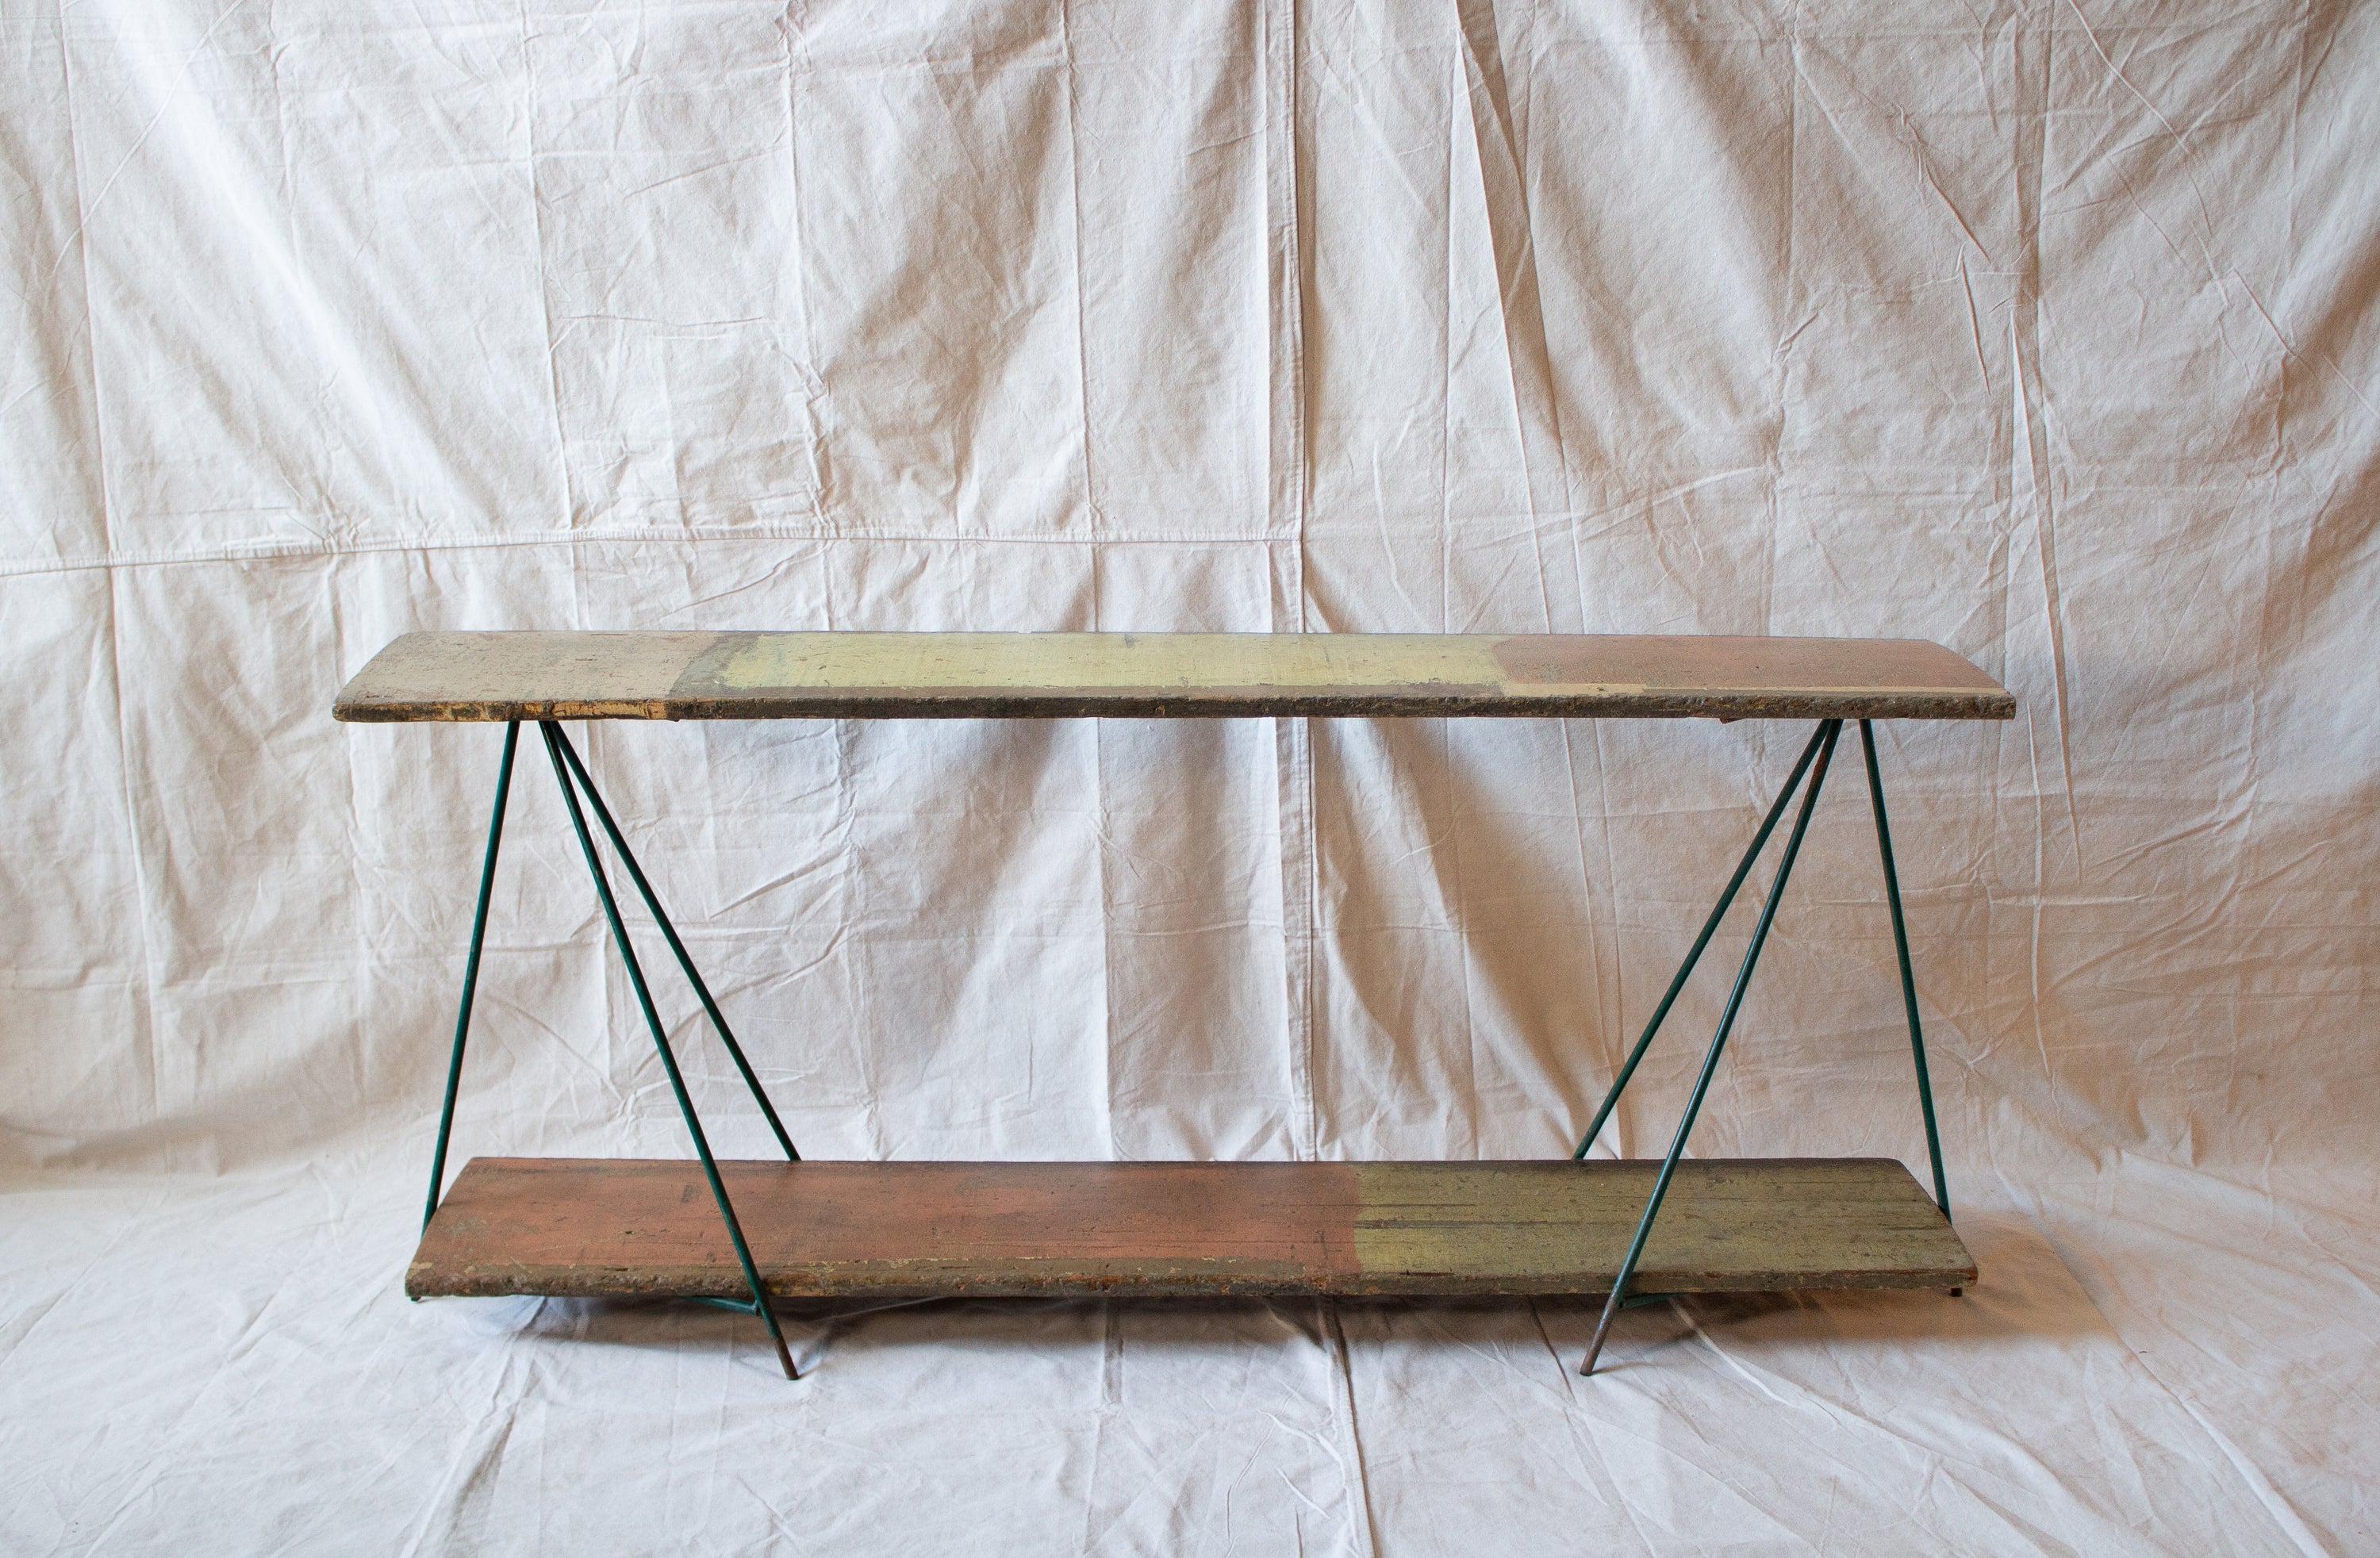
[409,1157,1978,1301]
[333,631,2015,723]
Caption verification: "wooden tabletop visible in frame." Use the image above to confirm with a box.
[332,631,2013,723]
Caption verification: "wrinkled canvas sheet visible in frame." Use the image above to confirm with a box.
[2,1,2375,1552]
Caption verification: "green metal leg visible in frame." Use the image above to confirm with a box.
[547,723,799,1162]
[539,721,799,1380]
[1861,720,1950,1221]
[1573,723,1833,1160]
[1580,720,1842,1377]
[424,721,520,1233]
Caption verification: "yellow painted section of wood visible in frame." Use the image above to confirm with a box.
[1346,1159,1969,1291]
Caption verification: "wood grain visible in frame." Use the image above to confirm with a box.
[333,631,2014,723]
[409,1157,1978,1301]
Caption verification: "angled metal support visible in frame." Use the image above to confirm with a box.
[538,721,799,1380]
[424,721,520,1233]
[1572,722,1833,1161]
[1861,720,1950,1220]
[547,723,798,1163]
[1580,720,1842,1376]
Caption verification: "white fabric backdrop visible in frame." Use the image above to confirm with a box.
[4,2,2375,1552]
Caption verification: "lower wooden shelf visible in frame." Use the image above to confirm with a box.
[409,1156,1975,1301]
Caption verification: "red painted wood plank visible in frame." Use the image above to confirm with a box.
[409,1157,1976,1301]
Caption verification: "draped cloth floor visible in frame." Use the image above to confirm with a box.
[2,2,2374,1552]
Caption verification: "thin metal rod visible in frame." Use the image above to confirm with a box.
[1861,720,1950,1221]
[547,723,800,1162]
[1573,723,1834,1159]
[539,722,799,1380]
[424,721,520,1233]
[1581,720,1841,1377]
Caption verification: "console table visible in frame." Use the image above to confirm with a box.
[334,631,2012,1380]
